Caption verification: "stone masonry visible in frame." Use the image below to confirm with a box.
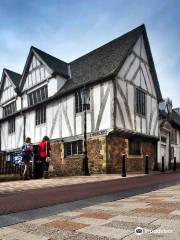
[49,134,156,176]
[107,135,156,173]
[49,135,107,176]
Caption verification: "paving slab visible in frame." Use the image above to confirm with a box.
[0,175,180,240]
[77,225,133,239]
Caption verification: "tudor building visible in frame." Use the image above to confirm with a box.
[0,25,164,175]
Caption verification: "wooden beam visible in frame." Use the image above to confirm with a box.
[144,63,154,96]
[116,100,126,129]
[123,54,136,79]
[132,50,149,66]
[140,66,149,91]
[62,102,73,136]
[90,88,95,131]
[148,106,156,135]
[131,65,141,82]
[116,81,133,130]
[59,103,62,138]
[153,114,158,136]
[49,103,60,138]
[95,85,110,131]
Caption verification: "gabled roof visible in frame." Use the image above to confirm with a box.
[3,24,162,102]
[31,47,69,77]
[56,24,162,101]
[19,46,69,90]
[0,68,21,97]
[4,69,21,88]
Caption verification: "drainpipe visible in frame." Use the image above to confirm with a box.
[168,130,171,170]
[167,113,171,170]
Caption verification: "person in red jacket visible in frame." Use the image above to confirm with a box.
[38,136,51,178]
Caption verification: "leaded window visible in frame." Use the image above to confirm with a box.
[35,106,46,125]
[3,101,16,117]
[64,140,83,157]
[136,88,146,116]
[129,139,141,155]
[75,89,90,113]
[8,118,15,134]
[28,85,48,106]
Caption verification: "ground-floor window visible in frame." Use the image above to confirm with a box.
[35,106,46,125]
[64,140,83,157]
[129,138,141,155]
[8,118,15,134]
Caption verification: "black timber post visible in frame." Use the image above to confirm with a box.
[145,155,149,174]
[161,156,165,173]
[23,114,26,142]
[173,157,176,171]
[154,140,158,171]
[121,154,126,177]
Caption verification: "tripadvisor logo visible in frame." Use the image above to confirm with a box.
[135,227,144,235]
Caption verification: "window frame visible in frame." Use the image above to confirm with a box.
[135,88,146,117]
[64,140,83,157]
[8,118,15,134]
[3,101,17,117]
[35,106,46,126]
[128,138,141,156]
[28,85,48,107]
[75,89,90,114]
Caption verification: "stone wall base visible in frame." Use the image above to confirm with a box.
[107,135,156,174]
[49,134,157,176]
[49,135,107,176]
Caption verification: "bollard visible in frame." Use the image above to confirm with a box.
[121,154,126,177]
[161,156,165,172]
[173,157,176,171]
[145,155,149,174]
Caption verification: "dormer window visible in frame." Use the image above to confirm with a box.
[28,85,48,106]
[3,101,16,117]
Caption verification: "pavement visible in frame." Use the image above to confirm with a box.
[0,180,180,239]
[0,172,180,215]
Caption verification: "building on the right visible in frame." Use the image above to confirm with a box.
[158,98,180,170]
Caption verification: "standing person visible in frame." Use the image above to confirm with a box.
[21,137,33,180]
[38,136,51,179]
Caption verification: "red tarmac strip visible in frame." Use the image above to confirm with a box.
[0,172,180,215]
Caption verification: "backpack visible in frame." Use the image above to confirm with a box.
[21,144,30,159]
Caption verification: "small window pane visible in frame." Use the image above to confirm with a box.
[35,106,46,125]
[8,118,15,134]
[136,88,146,116]
[78,141,83,154]
[129,139,141,155]
[72,142,77,154]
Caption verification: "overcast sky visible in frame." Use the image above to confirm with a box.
[0,0,179,107]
